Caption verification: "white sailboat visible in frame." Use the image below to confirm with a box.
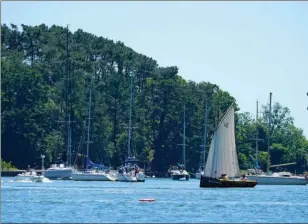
[116,71,145,182]
[200,103,257,188]
[44,26,76,180]
[247,93,308,185]
[196,98,208,179]
[170,105,190,181]
[71,76,117,181]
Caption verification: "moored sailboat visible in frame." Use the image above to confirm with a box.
[116,71,145,182]
[196,98,208,179]
[71,77,116,181]
[44,25,76,180]
[170,105,190,181]
[200,102,257,188]
[246,93,308,185]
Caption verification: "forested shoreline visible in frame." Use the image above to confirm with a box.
[2,24,308,173]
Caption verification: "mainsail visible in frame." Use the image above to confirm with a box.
[204,105,240,179]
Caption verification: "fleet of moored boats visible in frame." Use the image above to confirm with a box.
[12,30,308,186]
[14,93,308,186]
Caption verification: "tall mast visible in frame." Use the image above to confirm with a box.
[66,25,73,167]
[85,77,93,170]
[202,98,208,168]
[127,71,134,158]
[267,92,272,174]
[255,100,259,169]
[183,104,186,169]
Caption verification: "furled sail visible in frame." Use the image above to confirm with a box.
[204,105,240,179]
[87,159,110,170]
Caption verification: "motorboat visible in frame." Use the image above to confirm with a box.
[117,157,145,182]
[169,165,190,181]
[14,170,50,182]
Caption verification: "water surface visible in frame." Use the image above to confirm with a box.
[2,177,308,223]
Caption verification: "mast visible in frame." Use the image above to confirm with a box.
[267,92,272,174]
[255,100,259,169]
[201,98,208,169]
[183,104,186,169]
[85,77,93,170]
[66,25,73,167]
[127,71,134,159]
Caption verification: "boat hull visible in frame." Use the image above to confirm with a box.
[44,168,75,180]
[71,172,117,181]
[117,173,137,182]
[171,174,190,181]
[247,175,308,185]
[14,175,49,182]
[117,172,145,182]
[200,176,257,188]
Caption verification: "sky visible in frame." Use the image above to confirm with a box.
[2,1,308,137]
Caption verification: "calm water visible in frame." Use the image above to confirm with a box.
[1,177,308,223]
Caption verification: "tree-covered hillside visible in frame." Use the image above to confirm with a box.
[1,24,307,173]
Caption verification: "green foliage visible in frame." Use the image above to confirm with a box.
[1,160,18,171]
[2,23,308,173]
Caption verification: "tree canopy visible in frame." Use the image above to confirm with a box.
[2,23,308,174]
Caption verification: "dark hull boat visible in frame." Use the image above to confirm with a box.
[200,176,257,188]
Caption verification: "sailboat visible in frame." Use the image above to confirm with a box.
[116,71,145,182]
[71,77,117,181]
[200,102,257,188]
[44,25,77,180]
[196,98,208,179]
[170,105,190,181]
[247,93,308,185]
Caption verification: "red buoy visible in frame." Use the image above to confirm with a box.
[139,198,155,202]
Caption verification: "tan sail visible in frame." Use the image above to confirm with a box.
[204,106,240,179]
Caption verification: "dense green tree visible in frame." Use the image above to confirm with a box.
[1,23,307,174]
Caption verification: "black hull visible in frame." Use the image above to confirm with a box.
[200,176,257,188]
[171,174,190,181]
[137,179,145,182]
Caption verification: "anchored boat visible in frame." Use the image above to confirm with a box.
[116,71,145,182]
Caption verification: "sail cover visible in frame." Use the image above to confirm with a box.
[87,159,110,170]
[204,106,240,179]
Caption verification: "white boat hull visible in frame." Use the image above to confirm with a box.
[44,167,75,180]
[71,172,117,181]
[247,175,308,185]
[14,173,50,183]
[117,172,145,182]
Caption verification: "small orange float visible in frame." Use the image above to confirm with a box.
[139,198,155,202]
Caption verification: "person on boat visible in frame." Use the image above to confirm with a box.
[219,174,228,180]
[241,174,247,181]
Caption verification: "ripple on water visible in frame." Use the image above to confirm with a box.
[1,177,308,223]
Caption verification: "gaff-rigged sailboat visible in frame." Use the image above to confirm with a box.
[200,103,257,188]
